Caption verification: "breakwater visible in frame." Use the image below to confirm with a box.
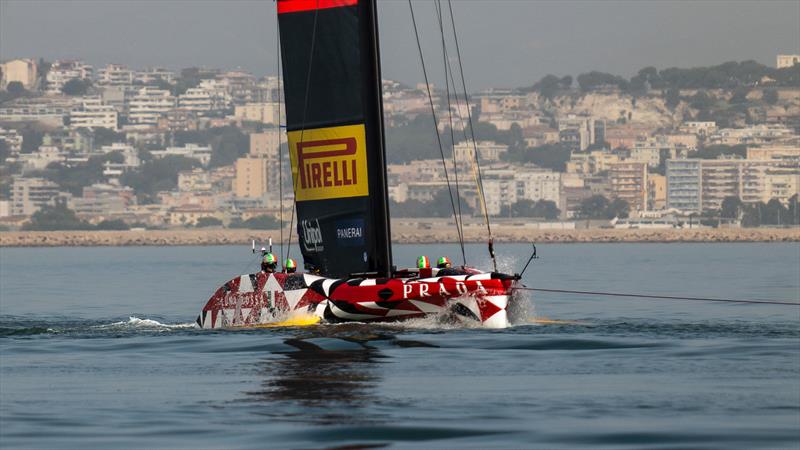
[1,226,798,247]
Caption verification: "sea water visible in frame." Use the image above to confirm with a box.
[1,243,798,449]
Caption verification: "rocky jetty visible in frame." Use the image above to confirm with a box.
[1,227,798,247]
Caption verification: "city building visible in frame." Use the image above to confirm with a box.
[0,98,73,126]
[0,127,23,156]
[557,114,603,151]
[647,174,667,211]
[70,97,118,130]
[128,88,175,125]
[234,157,268,198]
[233,102,282,124]
[666,159,702,213]
[178,168,213,192]
[11,177,64,216]
[178,87,226,113]
[453,140,508,162]
[0,58,38,89]
[776,54,800,69]
[150,144,212,166]
[135,67,176,85]
[609,162,648,212]
[482,167,560,216]
[45,60,93,94]
[97,64,135,87]
[667,158,800,213]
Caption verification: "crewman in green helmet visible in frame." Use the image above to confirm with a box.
[284,258,297,273]
[261,252,277,273]
[436,256,452,269]
[417,255,430,270]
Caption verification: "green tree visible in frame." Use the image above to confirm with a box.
[693,144,747,159]
[209,126,249,168]
[578,195,610,219]
[0,140,10,164]
[665,88,681,109]
[6,81,26,96]
[61,78,91,96]
[22,202,94,231]
[500,199,560,220]
[95,219,130,230]
[195,217,223,228]
[92,127,126,148]
[501,143,572,172]
[229,215,279,229]
[762,89,779,105]
[720,196,743,219]
[20,128,43,153]
[606,198,630,219]
[45,152,124,195]
[121,155,201,202]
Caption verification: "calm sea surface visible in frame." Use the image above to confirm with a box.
[1,243,799,449]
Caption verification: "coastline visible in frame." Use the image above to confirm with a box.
[1,226,798,247]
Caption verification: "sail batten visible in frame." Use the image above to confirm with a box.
[278,0,392,278]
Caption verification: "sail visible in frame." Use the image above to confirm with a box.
[278,0,392,278]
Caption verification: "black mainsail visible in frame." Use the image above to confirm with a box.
[278,0,392,278]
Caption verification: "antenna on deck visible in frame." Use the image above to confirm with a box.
[252,238,273,256]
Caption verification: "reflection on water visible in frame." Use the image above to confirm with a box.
[244,326,437,425]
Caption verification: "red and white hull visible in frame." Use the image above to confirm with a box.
[196,268,521,329]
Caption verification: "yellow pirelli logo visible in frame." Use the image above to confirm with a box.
[288,124,369,202]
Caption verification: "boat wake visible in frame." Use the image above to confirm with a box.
[92,316,196,331]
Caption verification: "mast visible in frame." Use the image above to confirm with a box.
[360,0,392,277]
[277,0,393,278]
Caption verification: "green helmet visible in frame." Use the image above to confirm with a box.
[437,256,452,268]
[284,258,297,271]
[262,252,277,265]
[417,255,430,269]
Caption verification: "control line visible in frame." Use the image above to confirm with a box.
[512,287,800,306]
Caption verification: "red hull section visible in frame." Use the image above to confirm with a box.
[197,269,520,329]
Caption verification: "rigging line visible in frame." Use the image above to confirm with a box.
[513,287,800,306]
[446,0,495,265]
[276,10,284,263]
[408,0,464,252]
[285,0,320,263]
[434,0,466,266]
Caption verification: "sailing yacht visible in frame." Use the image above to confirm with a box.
[196,0,523,329]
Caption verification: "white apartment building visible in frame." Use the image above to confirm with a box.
[135,67,175,85]
[453,140,509,162]
[128,88,175,125]
[11,177,63,216]
[150,143,212,166]
[482,167,561,216]
[45,60,93,94]
[178,87,227,112]
[97,64,135,87]
[667,158,800,213]
[0,98,73,126]
[18,146,65,170]
[0,127,23,155]
[70,97,118,130]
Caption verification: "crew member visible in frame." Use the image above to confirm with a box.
[284,258,297,273]
[436,256,452,269]
[261,252,277,273]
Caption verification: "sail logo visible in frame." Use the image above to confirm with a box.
[289,124,369,201]
[301,219,324,253]
[335,218,365,247]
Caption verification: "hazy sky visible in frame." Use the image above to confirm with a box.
[1,0,798,90]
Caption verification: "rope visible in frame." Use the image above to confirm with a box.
[513,287,800,306]
[276,12,284,264]
[446,0,495,271]
[434,0,466,266]
[408,0,465,255]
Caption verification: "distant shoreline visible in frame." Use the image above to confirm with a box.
[1,227,798,247]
